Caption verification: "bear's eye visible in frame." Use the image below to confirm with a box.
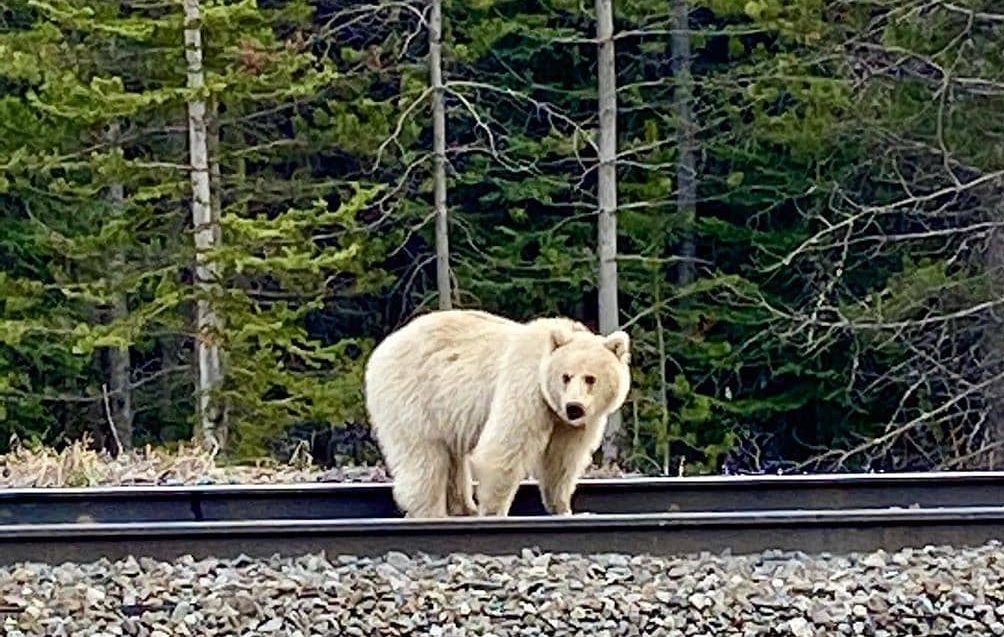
[562,374,571,385]
[584,375,596,387]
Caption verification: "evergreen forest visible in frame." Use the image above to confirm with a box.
[2,0,1003,475]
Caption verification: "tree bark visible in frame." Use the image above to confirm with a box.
[183,0,224,450]
[595,0,622,462]
[208,99,223,248]
[429,0,452,310]
[103,121,133,452]
[672,0,697,286]
[106,293,132,451]
[985,211,1004,468]
[206,97,229,447]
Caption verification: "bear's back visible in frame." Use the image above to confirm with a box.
[365,310,527,446]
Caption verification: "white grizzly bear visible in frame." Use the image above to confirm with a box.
[364,309,631,518]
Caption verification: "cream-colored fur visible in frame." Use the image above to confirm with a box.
[364,309,631,518]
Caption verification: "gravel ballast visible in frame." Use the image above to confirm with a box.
[3,542,1003,636]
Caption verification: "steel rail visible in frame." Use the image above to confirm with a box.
[2,506,1004,564]
[3,471,1004,524]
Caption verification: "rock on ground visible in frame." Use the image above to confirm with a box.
[3,541,1004,636]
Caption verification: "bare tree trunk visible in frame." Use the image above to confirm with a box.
[985,213,1004,468]
[595,0,621,462]
[103,122,133,452]
[429,0,452,310]
[672,0,697,286]
[106,293,133,450]
[184,0,224,450]
[206,98,229,447]
[653,270,671,474]
[207,100,223,248]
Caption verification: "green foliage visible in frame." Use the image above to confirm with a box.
[0,0,393,457]
[0,0,187,449]
[3,0,1001,472]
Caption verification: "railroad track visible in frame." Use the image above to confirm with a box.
[3,472,1004,564]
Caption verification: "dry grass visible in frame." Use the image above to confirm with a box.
[0,436,635,488]
[0,436,375,487]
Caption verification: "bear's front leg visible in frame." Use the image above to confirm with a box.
[470,419,550,517]
[447,452,478,516]
[537,421,601,515]
[471,456,522,517]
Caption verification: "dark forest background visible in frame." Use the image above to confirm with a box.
[2,0,1003,474]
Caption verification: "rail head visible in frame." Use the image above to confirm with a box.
[5,505,1004,538]
[3,505,1004,563]
[2,470,1003,499]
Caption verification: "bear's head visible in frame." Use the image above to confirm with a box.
[540,327,631,427]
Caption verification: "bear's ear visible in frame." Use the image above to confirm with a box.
[604,331,630,364]
[550,327,574,350]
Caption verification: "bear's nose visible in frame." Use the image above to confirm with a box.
[565,402,585,421]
